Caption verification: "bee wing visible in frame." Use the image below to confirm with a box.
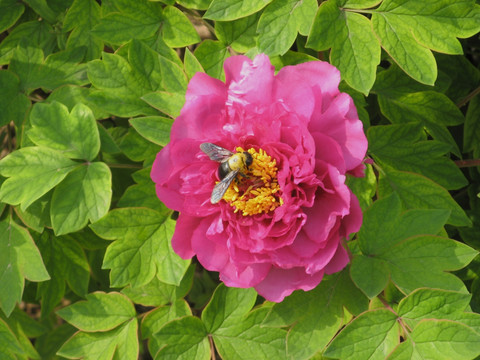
[200,142,233,162]
[211,169,238,204]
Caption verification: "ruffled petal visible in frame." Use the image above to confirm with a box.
[255,267,324,302]
[224,54,275,108]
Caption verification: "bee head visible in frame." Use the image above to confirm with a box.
[243,152,253,168]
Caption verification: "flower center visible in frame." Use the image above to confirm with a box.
[222,147,283,216]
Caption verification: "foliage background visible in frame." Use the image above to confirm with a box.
[1,0,480,359]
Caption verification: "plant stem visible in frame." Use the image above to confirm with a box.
[456,85,480,108]
[454,159,480,168]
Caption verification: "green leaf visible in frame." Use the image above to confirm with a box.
[90,208,189,288]
[371,0,480,85]
[29,102,100,161]
[346,163,376,211]
[0,218,49,316]
[368,123,467,190]
[63,0,103,61]
[37,233,90,318]
[162,6,200,47]
[119,127,161,162]
[0,0,24,33]
[142,91,185,118]
[177,0,211,10]
[350,255,390,299]
[307,0,381,94]
[57,292,135,332]
[202,284,257,333]
[357,193,451,255]
[324,309,398,360]
[212,306,288,360]
[388,320,480,360]
[204,0,272,21]
[141,299,191,341]
[35,323,76,360]
[122,265,194,306]
[58,318,138,360]
[157,55,188,93]
[353,193,477,295]
[130,116,172,146]
[0,20,55,65]
[184,48,205,80]
[378,170,471,226]
[117,180,167,214]
[264,270,368,360]
[215,12,260,53]
[0,70,30,128]
[0,318,25,359]
[464,94,480,153]
[87,51,159,117]
[257,0,317,57]
[14,191,52,233]
[47,85,110,120]
[153,316,210,360]
[398,288,471,328]
[194,40,229,80]
[92,0,163,45]
[0,146,77,210]
[9,43,88,92]
[51,162,112,235]
[23,0,56,23]
[380,235,477,294]
[375,84,464,157]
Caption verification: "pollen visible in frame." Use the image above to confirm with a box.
[222,147,283,216]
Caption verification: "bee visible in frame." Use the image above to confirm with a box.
[200,142,253,204]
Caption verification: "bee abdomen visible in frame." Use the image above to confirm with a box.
[218,161,231,179]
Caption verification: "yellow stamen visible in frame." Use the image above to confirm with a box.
[222,147,283,216]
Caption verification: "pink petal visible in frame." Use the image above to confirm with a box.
[224,54,275,108]
[191,215,230,272]
[172,72,227,141]
[277,60,341,112]
[309,93,367,172]
[171,213,199,259]
[324,244,350,274]
[255,266,324,302]
[219,262,271,288]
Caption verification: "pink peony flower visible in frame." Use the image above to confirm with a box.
[151,54,367,302]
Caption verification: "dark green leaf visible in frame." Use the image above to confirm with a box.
[371,0,480,85]
[368,124,467,190]
[0,218,49,316]
[0,0,24,33]
[379,170,471,226]
[63,0,103,61]
[0,70,30,127]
